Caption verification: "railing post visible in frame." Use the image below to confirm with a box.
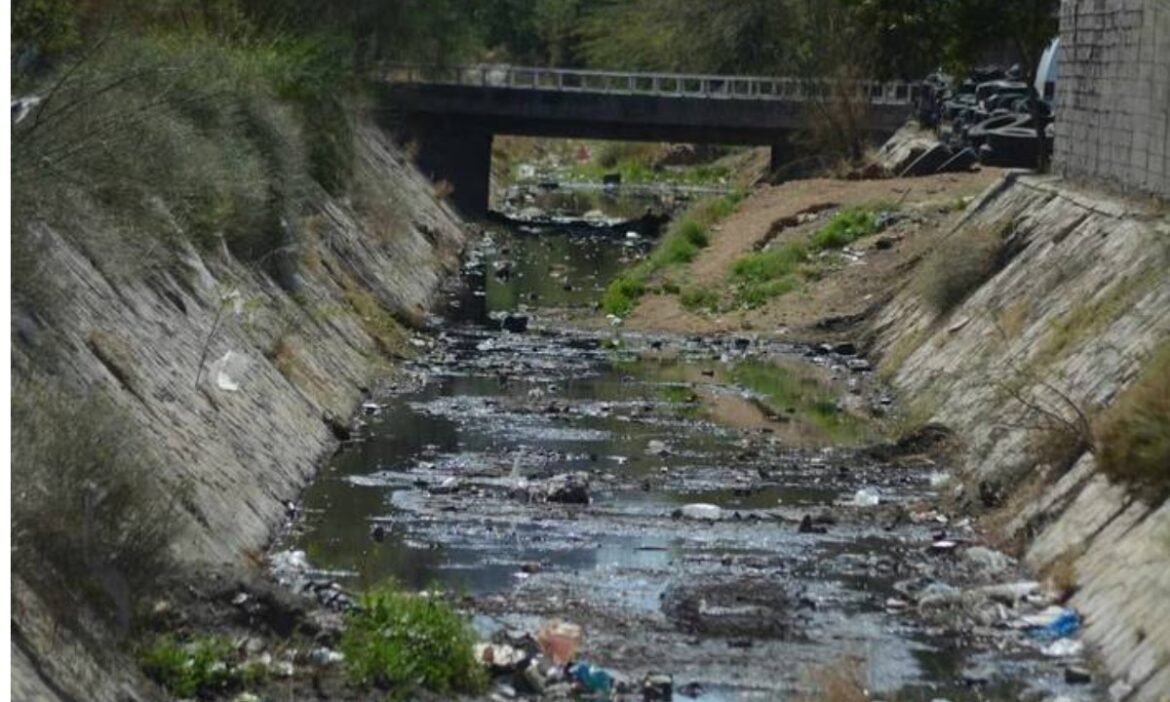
[557,71,564,89]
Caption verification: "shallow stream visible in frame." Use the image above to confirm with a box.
[284,191,1091,701]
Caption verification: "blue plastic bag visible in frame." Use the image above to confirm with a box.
[1028,609,1080,639]
[569,661,615,697]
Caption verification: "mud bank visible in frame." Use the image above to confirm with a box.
[12,124,471,700]
[870,173,1170,701]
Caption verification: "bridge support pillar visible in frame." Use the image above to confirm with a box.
[405,118,493,217]
[769,136,796,175]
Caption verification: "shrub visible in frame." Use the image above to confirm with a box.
[917,224,1007,314]
[1095,342,1170,501]
[11,33,354,302]
[141,635,245,699]
[341,585,487,696]
[12,378,180,624]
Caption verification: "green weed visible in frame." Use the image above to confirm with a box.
[141,635,242,699]
[340,585,487,697]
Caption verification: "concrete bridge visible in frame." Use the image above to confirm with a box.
[377,65,919,215]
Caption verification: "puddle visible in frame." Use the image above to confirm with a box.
[284,198,1096,700]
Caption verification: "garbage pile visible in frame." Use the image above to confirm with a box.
[475,620,678,700]
[892,65,1054,177]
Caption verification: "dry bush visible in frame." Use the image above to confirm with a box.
[12,377,183,630]
[801,65,875,167]
[917,224,1009,314]
[1040,548,1083,602]
[1095,341,1170,502]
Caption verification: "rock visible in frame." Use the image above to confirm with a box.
[430,476,461,495]
[850,488,881,507]
[646,439,670,456]
[798,515,827,534]
[846,358,872,372]
[322,410,352,441]
[1064,666,1092,684]
[975,581,1040,604]
[546,472,590,504]
[963,546,1012,574]
[241,636,266,656]
[674,503,722,521]
[641,673,673,701]
[961,664,996,686]
[832,342,857,356]
[273,660,295,678]
[233,694,262,702]
[678,682,705,698]
[1043,638,1084,657]
[918,582,962,608]
[502,314,529,333]
[308,647,344,666]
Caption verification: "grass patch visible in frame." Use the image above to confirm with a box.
[728,242,808,309]
[141,634,263,698]
[1037,268,1160,366]
[601,192,743,316]
[730,360,869,443]
[723,202,895,310]
[809,204,894,250]
[566,141,732,186]
[917,223,1009,314]
[341,584,487,697]
[1095,341,1170,501]
[680,286,721,313]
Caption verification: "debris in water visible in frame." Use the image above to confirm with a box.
[674,503,722,521]
[535,621,582,665]
[850,488,881,506]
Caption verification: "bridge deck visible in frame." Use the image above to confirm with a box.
[385,64,921,106]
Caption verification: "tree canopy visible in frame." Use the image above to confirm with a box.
[13,0,1058,82]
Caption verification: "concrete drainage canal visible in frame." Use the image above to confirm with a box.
[276,190,1096,701]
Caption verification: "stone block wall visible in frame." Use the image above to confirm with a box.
[1056,0,1170,198]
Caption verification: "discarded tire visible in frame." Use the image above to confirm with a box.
[980,127,1048,168]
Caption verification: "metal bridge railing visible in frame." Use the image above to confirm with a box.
[383,64,920,106]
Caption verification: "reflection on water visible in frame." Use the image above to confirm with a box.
[450,227,652,324]
[292,356,784,593]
